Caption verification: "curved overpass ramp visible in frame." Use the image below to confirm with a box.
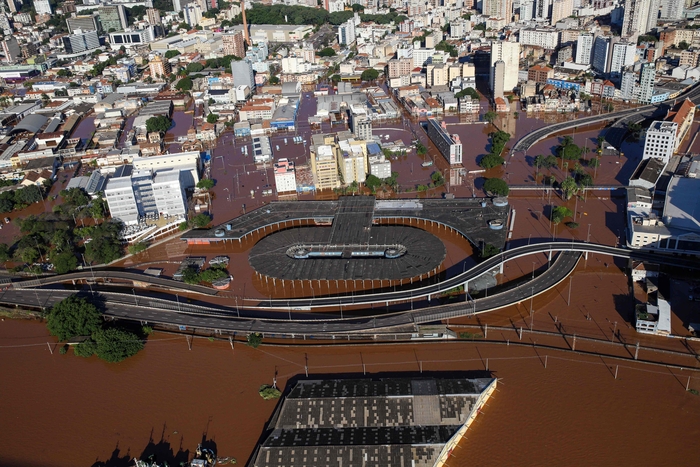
[511,83,700,154]
[0,251,582,334]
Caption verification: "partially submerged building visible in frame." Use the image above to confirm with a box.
[249,376,497,467]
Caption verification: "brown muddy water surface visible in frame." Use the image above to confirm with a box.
[1,318,699,467]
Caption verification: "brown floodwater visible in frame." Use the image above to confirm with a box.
[1,317,699,467]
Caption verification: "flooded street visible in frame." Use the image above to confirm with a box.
[1,317,698,467]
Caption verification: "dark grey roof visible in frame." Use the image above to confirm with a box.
[10,114,48,135]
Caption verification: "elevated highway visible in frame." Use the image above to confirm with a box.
[8,241,700,312]
[511,83,700,154]
[0,251,582,335]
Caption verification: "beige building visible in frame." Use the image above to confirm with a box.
[551,0,573,25]
[310,134,341,190]
[149,55,171,80]
[222,31,245,58]
[426,63,448,87]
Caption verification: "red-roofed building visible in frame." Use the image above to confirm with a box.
[527,65,554,83]
[665,98,696,150]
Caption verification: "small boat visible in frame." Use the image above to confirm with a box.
[212,276,233,290]
[421,161,433,167]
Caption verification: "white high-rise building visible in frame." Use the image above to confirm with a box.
[639,62,656,104]
[576,33,594,64]
[183,3,203,27]
[520,0,535,20]
[490,41,520,94]
[621,70,640,100]
[610,41,636,78]
[33,0,51,15]
[622,0,660,38]
[338,19,356,45]
[660,0,684,20]
[642,121,677,163]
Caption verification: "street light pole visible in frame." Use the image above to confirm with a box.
[176,293,181,312]
[132,288,138,306]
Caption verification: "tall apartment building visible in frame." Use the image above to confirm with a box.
[143,8,160,29]
[7,0,18,13]
[621,69,640,100]
[151,170,188,218]
[427,118,462,165]
[173,0,184,12]
[490,41,520,95]
[622,0,659,38]
[609,41,636,79]
[274,158,297,194]
[149,54,171,79]
[492,61,505,99]
[98,4,127,32]
[642,121,677,163]
[387,57,412,79]
[183,3,204,27]
[62,30,100,54]
[222,31,245,58]
[639,62,656,104]
[310,134,341,190]
[338,140,366,184]
[348,111,372,141]
[33,0,51,15]
[535,0,551,19]
[520,29,560,49]
[66,15,100,34]
[551,0,573,25]
[338,19,356,45]
[520,0,535,20]
[483,0,512,19]
[660,0,685,20]
[231,59,254,89]
[592,36,617,74]
[576,33,594,64]
[427,63,448,87]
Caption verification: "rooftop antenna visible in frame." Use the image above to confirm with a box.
[240,0,251,45]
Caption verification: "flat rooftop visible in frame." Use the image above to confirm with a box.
[249,225,445,280]
[183,196,509,251]
[250,377,495,467]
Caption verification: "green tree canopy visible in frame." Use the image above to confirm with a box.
[164,50,181,59]
[146,116,172,134]
[46,295,102,341]
[361,68,379,81]
[455,88,479,100]
[483,178,509,196]
[196,178,215,189]
[192,213,212,228]
[206,113,218,124]
[52,251,78,274]
[479,153,504,169]
[551,205,573,224]
[318,47,336,57]
[93,327,144,362]
[484,111,498,124]
[186,62,205,73]
[84,221,123,264]
[560,177,579,200]
[176,76,193,91]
